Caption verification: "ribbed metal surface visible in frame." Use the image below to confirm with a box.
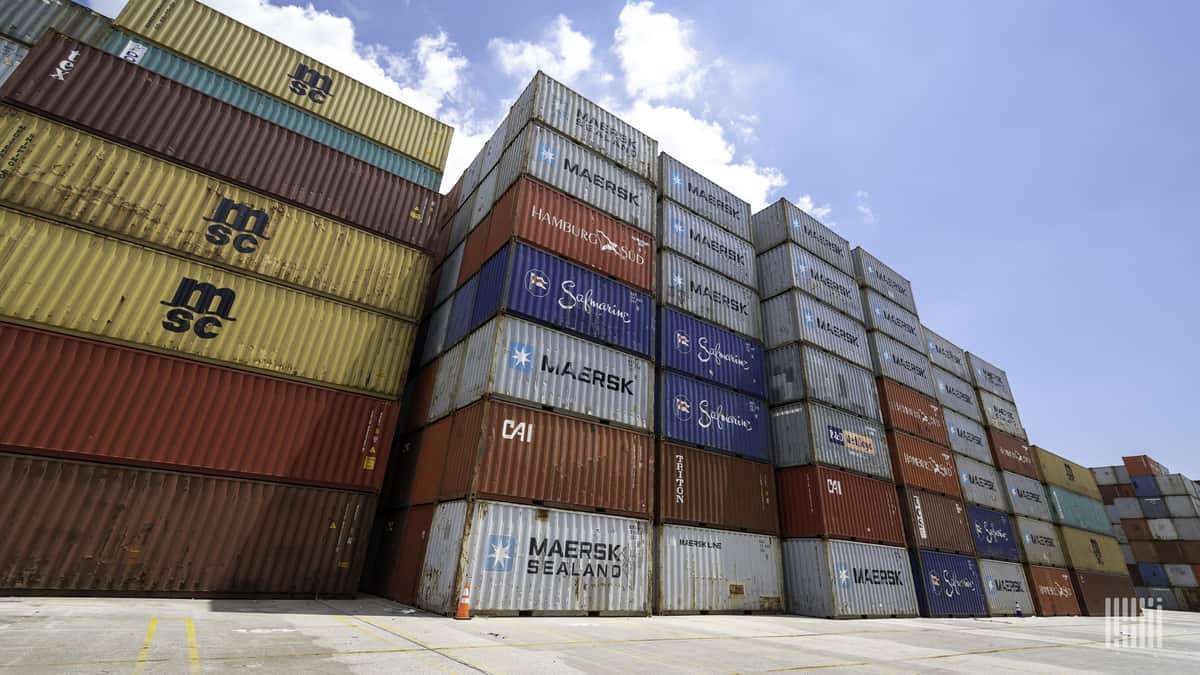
[769,402,889,480]
[1156,474,1200,497]
[0,453,373,595]
[922,325,968,380]
[0,106,430,318]
[956,455,1008,511]
[756,243,862,320]
[943,408,991,465]
[979,560,1033,617]
[751,199,852,274]
[932,366,982,422]
[1071,570,1136,617]
[979,390,1026,439]
[660,251,760,340]
[658,443,779,535]
[427,340,465,423]
[659,154,750,240]
[419,301,451,366]
[364,505,436,605]
[0,38,26,88]
[1137,563,1170,586]
[764,342,880,420]
[868,331,936,397]
[877,378,949,446]
[1015,516,1067,567]
[658,372,769,462]
[888,431,960,497]
[1132,474,1162,497]
[966,351,1014,402]
[382,419,452,508]
[1059,526,1125,574]
[762,290,869,368]
[909,550,987,617]
[660,200,755,287]
[1027,565,1080,615]
[1034,446,1101,500]
[1165,564,1198,587]
[658,307,765,397]
[1148,517,1179,540]
[861,289,922,353]
[1123,454,1168,478]
[0,210,414,397]
[781,538,918,618]
[967,505,1020,561]
[452,320,498,409]
[115,0,452,168]
[416,500,468,614]
[1174,518,1200,540]
[776,465,905,544]
[1002,471,1053,521]
[433,243,465,308]
[852,247,917,315]
[443,275,477,352]
[1092,465,1129,486]
[898,488,974,555]
[1166,495,1200,518]
[1123,517,1152,539]
[988,428,1037,478]
[0,0,111,47]
[657,525,783,613]
[0,323,394,491]
[1046,485,1111,534]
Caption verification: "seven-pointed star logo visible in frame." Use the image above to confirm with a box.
[671,273,684,289]
[508,342,534,371]
[672,220,685,234]
[791,216,801,229]
[671,173,682,188]
[484,535,515,572]
[539,144,557,164]
[836,563,850,586]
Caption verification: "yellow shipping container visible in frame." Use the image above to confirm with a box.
[1059,526,1126,575]
[0,107,429,320]
[115,0,451,170]
[0,208,413,398]
[1033,446,1102,500]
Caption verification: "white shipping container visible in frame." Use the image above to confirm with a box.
[979,559,1034,617]
[751,199,853,274]
[434,243,465,308]
[1156,474,1200,498]
[419,300,451,366]
[932,366,982,423]
[659,153,751,241]
[1112,498,1144,519]
[868,331,936,398]
[1113,522,1128,543]
[1148,519,1179,541]
[659,200,755,287]
[967,351,1015,403]
[1174,518,1200,540]
[762,290,870,369]
[661,251,761,340]
[922,326,969,380]
[781,539,919,618]
[1092,466,1123,487]
[1165,564,1198,588]
[1166,496,1200,518]
[979,390,1026,440]
[861,289,923,353]
[943,408,992,465]
[0,38,27,88]
[764,342,881,420]
[769,401,891,480]
[957,455,1009,511]
[852,247,918,315]
[417,500,469,613]
[1002,471,1053,521]
[428,340,465,424]
[1105,504,1122,525]
[1014,516,1067,567]
[656,525,784,613]
[756,243,863,321]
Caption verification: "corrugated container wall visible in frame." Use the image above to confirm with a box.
[1016,516,1067,567]
[762,290,870,368]
[932,366,982,422]
[988,428,1037,479]
[956,455,1009,512]
[364,505,435,605]
[922,326,968,380]
[966,351,1014,402]
[868,332,936,398]
[656,526,783,613]
[1072,570,1137,617]
[1026,565,1081,616]
[769,402,890,480]
[1132,475,1162,498]
[1034,446,1101,500]
[910,550,987,617]
[659,153,751,240]
[776,465,906,545]
[659,200,755,287]
[1046,486,1111,534]
[658,307,766,397]
[876,379,950,446]
[658,443,779,535]
[660,252,761,340]
[979,390,1026,439]
[861,289,923,353]
[0,0,111,46]
[756,243,863,321]
[943,408,991,465]
[1092,465,1130,486]
[1060,527,1125,575]
[1003,471,1053,521]
[657,372,769,462]
[898,487,974,555]
[852,247,917,315]
[415,501,468,613]
[1147,518,1178,540]
[751,199,853,274]
[0,38,26,88]
[888,431,960,497]
[764,343,880,419]
[967,505,1020,562]
[427,341,464,423]
[782,539,919,618]
[979,560,1034,617]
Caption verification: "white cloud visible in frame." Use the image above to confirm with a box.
[489,15,594,85]
[796,195,833,221]
[614,1,705,101]
[856,189,876,225]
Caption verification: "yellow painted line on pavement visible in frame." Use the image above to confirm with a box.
[185,619,200,674]
[132,617,159,675]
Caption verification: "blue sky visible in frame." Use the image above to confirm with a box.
[87,0,1200,476]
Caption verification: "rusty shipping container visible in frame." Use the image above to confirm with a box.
[876,378,950,446]
[776,465,906,546]
[2,35,443,252]
[659,443,778,534]
[0,323,394,492]
[439,399,652,518]
[379,416,453,509]
[1034,445,1101,500]
[1026,565,1081,616]
[1123,454,1168,477]
[1071,570,1136,617]
[1122,518,1152,540]
[887,431,960,498]
[0,453,373,595]
[898,487,974,555]
[988,428,1037,479]
[769,401,890,480]
[363,505,435,605]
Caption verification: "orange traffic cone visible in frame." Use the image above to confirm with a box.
[455,581,472,620]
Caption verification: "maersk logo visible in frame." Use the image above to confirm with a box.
[204,198,270,254]
[574,109,638,158]
[688,181,740,220]
[687,226,746,265]
[484,535,516,572]
[975,366,1005,389]
[540,355,634,394]
[885,350,926,377]
[563,156,640,206]
[950,424,983,447]
[507,342,535,372]
[1012,487,1043,503]
[941,380,972,404]
[697,337,752,371]
[964,472,995,491]
[867,263,908,298]
[876,306,917,337]
[987,576,1023,593]
[806,264,854,299]
[849,566,903,586]
[670,272,686,290]
[538,144,557,165]
[931,341,963,366]
[673,394,692,422]
[287,63,334,103]
[805,310,859,346]
[688,279,748,315]
[1026,533,1056,547]
[161,277,237,339]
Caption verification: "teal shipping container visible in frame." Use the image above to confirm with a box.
[1046,485,1112,535]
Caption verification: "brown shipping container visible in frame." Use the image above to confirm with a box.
[1123,454,1167,477]
[1122,518,1152,540]
[362,505,435,604]
[1026,565,1081,616]
[1130,540,1158,562]
[0,453,373,595]
[1,34,440,250]
[439,399,653,517]
[1183,541,1200,565]
[1126,564,1144,586]
[887,431,961,497]
[1099,484,1128,504]
[776,465,906,545]
[987,428,1038,480]
[388,417,453,508]
[658,443,779,535]
[897,487,974,555]
[1071,570,1136,617]
[1154,541,1187,564]
[0,323,393,492]
[876,378,949,446]
[403,363,437,432]
[458,220,492,286]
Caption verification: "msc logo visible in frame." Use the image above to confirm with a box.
[673,330,691,354]
[673,395,692,422]
[484,535,516,572]
[204,198,271,254]
[525,268,550,297]
[288,63,334,103]
[507,342,535,372]
[161,277,237,339]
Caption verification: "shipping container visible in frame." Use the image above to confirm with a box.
[1131,475,1162,498]
[0,210,414,397]
[0,37,26,87]
[1122,518,1152,540]
[966,351,1014,402]
[427,340,465,423]
[416,500,650,616]
[660,200,755,287]
[764,343,879,419]
[1113,521,1128,543]
[867,331,936,398]
[1166,495,1200,518]
[1060,526,1125,574]
[943,409,992,465]
[897,487,973,554]
[0,106,431,317]
[363,505,435,604]
[1136,563,1170,587]
[1177,518,1200,541]
[1113,498,1145,520]
[440,399,653,517]
[1002,471,1053,521]
[0,0,110,47]
[656,525,783,613]
[861,289,923,353]
[443,276,478,351]
[1046,486,1111,534]
[1026,565,1080,616]
[1123,454,1168,477]
[967,505,1020,562]
[852,247,917,315]
[781,539,918,618]
[761,290,869,368]
[379,421,451,509]
[658,372,769,462]
[658,443,779,535]
[1120,543,1137,565]
[453,317,653,430]
[1139,497,1170,519]
[932,366,982,422]
[403,363,436,432]
[659,153,751,240]
[660,251,761,340]
[0,453,372,595]
[1131,540,1158,563]
[419,301,451,366]
[979,390,1026,439]
[1100,484,1135,504]
[979,559,1034,616]
[1136,586,1177,610]
[1033,446,1101,500]
[756,243,863,320]
[434,244,465,308]
[0,324,394,492]
[4,36,443,251]
[1071,570,1136,617]
[1176,586,1200,610]
[1148,518,1178,540]
[888,431,961,497]
[1092,465,1126,486]
[921,326,968,380]
[658,307,765,397]
[988,428,1037,479]
[956,455,1009,512]
[751,199,852,273]
[769,402,889,479]
[876,378,950,446]
[776,465,905,545]
[1165,564,1198,588]
[115,0,451,168]
[1156,474,1200,497]
[910,550,987,617]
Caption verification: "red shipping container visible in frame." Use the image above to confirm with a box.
[897,487,974,555]
[658,443,779,535]
[1154,541,1187,564]
[1122,454,1167,477]
[776,465,906,545]
[987,428,1038,480]
[438,399,653,518]
[876,379,949,446]
[458,220,493,285]
[1,34,441,250]
[1026,565,1081,616]
[887,431,960,497]
[0,323,393,492]
[362,505,436,604]
[403,363,437,432]
[1121,518,1152,540]
[1071,570,1136,617]
[1183,542,1200,564]
[1099,484,1131,504]
[379,417,452,509]
[1130,540,1158,562]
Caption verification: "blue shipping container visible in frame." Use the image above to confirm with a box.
[910,550,988,617]
[657,371,769,462]
[1132,475,1162,498]
[471,247,509,331]
[966,506,1020,562]
[443,275,478,351]
[1137,563,1170,586]
[1140,497,1170,519]
[657,307,765,397]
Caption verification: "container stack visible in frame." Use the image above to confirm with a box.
[0,0,111,88]
[377,72,662,617]
[1093,455,1200,611]
[654,155,782,614]
[752,202,919,619]
[0,0,450,596]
